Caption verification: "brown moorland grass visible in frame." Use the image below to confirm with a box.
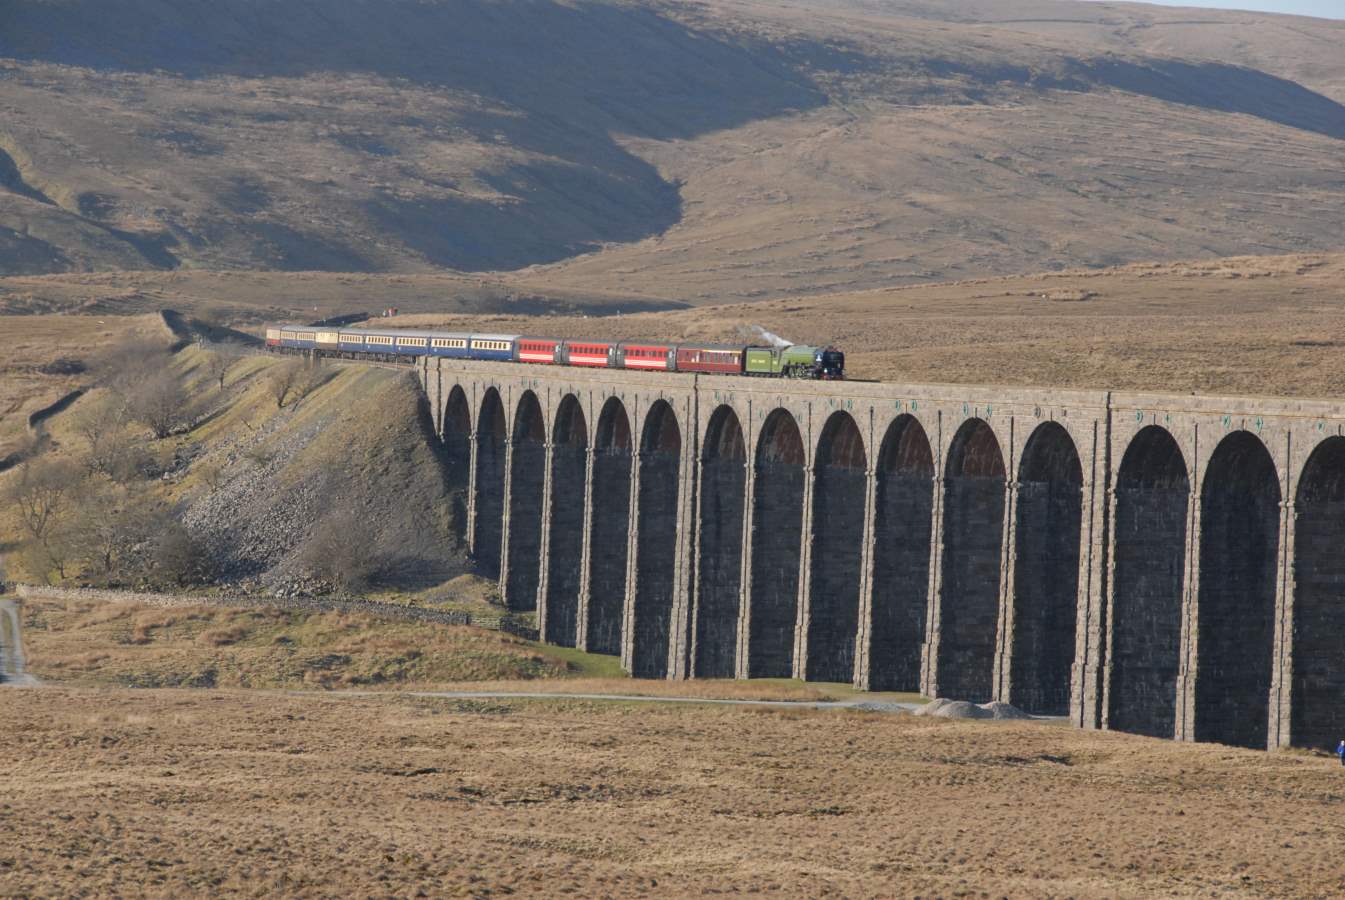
[0,269,682,319]
[20,597,569,689]
[3,1,1345,296]
[380,252,1345,398]
[0,312,168,459]
[1,686,1342,896]
[5,251,1345,409]
[17,595,838,700]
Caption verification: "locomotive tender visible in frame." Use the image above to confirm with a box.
[265,325,846,380]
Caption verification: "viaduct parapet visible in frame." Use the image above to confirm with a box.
[417,358,1345,751]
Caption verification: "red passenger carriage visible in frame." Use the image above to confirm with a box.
[675,344,745,375]
[516,338,561,364]
[566,341,614,367]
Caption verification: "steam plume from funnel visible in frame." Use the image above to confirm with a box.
[743,325,793,348]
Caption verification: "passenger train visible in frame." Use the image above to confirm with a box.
[265,325,846,380]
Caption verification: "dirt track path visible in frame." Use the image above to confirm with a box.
[404,689,924,712]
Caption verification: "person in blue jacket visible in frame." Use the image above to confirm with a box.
[1337,740,1345,767]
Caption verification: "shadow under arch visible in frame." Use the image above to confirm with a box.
[748,408,805,678]
[695,405,747,679]
[503,391,546,610]
[937,417,1005,702]
[587,397,632,656]
[1195,430,1279,749]
[473,387,507,579]
[441,384,472,543]
[870,414,934,692]
[1010,421,1083,715]
[631,400,682,678]
[1291,436,1345,750]
[1109,425,1188,739]
[543,394,588,647]
[806,411,866,683]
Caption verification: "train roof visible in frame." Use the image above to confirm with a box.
[344,329,519,341]
[675,341,761,352]
[617,338,674,347]
[268,325,817,355]
[344,327,471,340]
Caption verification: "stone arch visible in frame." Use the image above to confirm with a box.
[1010,422,1083,715]
[695,405,747,679]
[543,394,587,647]
[1292,436,1345,750]
[1109,425,1189,738]
[442,385,472,482]
[748,408,806,677]
[587,396,632,656]
[502,391,546,610]
[870,415,934,691]
[441,385,472,541]
[632,400,682,678]
[937,417,1005,701]
[474,387,507,579]
[806,411,867,683]
[1195,430,1280,749]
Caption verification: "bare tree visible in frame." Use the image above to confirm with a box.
[301,501,385,591]
[70,394,128,475]
[203,343,245,391]
[294,358,328,404]
[102,429,156,484]
[94,337,173,398]
[149,518,215,588]
[195,458,225,494]
[13,539,60,585]
[5,458,80,544]
[124,369,188,439]
[68,479,150,577]
[267,359,303,409]
[267,357,330,410]
[3,458,85,583]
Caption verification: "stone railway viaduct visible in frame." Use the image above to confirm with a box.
[417,358,1345,751]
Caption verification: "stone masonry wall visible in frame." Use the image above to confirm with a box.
[419,359,1345,751]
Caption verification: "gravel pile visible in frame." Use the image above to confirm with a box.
[914,698,1033,720]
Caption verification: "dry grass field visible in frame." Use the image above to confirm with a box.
[19,596,569,689]
[2,685,1344,897]
[376,252,1345,398]
[15,594,845,701]
[0,269,683,320]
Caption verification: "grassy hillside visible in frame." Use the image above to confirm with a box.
[1,0,1343,300]
[0,269,686,319]
[20,596,570,689]
[19,592,855,697]
[1,337,470,592]
[0,312,170,461]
